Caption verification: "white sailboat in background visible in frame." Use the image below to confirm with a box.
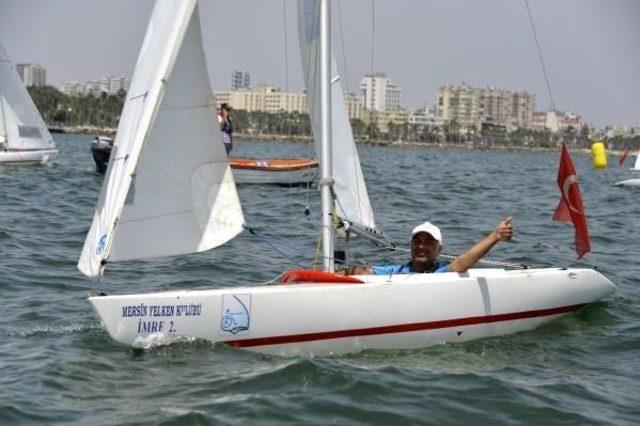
[0,45,58,164]
[614,150,640,187]
[80,0,615,356]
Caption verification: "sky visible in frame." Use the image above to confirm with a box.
[1,0,638,127]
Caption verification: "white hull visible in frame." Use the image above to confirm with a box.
[0,148,58,164]
[614,178,640,187]
[232,167,318,185]
[88,268,615,356]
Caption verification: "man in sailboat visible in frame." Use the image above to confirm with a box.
[350,217,513,275]
[218,103,234,155]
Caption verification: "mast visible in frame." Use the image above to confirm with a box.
[319,0,334,272]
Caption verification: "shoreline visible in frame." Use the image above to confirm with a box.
[53,126,629,156]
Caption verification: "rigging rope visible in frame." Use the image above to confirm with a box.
[336,1,349,92]
[282,0,290,94]
[524,0,557,112]
[370,0,375,79]
[246,222,530,271]
[391,246,529,269]
[243,225,305,268]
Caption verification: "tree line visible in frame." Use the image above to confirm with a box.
[28,86,125,129]
[27,86,639,150]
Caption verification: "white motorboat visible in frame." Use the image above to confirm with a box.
[0,45,58,164]
[79,0,615,356]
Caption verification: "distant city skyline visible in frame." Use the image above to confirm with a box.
[1,0,638,127]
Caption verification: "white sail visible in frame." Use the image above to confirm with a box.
[633,149,640,170]
[297,0,376,231]
[0,45,56,151]
[78,0,244,277]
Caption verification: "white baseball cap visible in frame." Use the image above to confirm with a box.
[411,222,442,245]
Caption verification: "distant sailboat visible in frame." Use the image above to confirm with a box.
[0,45,58,164]
[229,157,318,186]
[79,0,615,356]
[614,148,640,187]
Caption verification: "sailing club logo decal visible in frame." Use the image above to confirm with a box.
[220,294,251,335]
[96,234,108,255]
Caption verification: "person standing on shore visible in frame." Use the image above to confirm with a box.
[218,103,234,155]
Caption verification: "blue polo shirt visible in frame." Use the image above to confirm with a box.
[372,262,449,275]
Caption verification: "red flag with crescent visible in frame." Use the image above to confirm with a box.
[552,143,591,258]
[619,148,630,166]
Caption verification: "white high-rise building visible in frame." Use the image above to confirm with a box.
[101,76,130,94]
[231,70,251,90]
[16,63,47,87]
[60,76,130,96]
[359,73,402,112]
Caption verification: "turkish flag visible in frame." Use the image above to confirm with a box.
[619,148,630,166]
[552,143,591,258]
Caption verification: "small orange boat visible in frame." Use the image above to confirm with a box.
[229,157,319,185]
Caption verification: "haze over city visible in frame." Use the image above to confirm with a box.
[1,0,638,127]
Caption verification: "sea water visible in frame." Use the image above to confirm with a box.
[1,134,638,424]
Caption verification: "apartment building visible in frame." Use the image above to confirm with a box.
[438,83,535,130]
[438,84,481,126]
[343,92,363,120]
[215,85,363,120]
[408,107,445,127]
[231,70,250,90]
[16,63,46,87]
[215,85,306,113]
[60,76,131,96]
[362,108,410,133]
[532,110,582,133]
[360,73,402,112]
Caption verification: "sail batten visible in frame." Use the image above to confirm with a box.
[297,0,376,231]
[78,0,244,277]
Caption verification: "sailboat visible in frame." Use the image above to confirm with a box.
[79,0,615,356]
[614,150,640,186]
[0,45,58,164]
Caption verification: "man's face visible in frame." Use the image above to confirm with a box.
[411,232,440,265]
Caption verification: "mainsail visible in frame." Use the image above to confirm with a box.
[297,0,376,232]
[78,0,244,277]
[0,45,55,151]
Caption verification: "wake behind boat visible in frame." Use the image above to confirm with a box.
[78,0,615,357]
[0,45,58,164]
[230,157,318,185]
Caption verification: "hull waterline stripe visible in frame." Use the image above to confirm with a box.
[223,303,587,348]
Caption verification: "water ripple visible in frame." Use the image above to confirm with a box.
[1,136,639,424]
